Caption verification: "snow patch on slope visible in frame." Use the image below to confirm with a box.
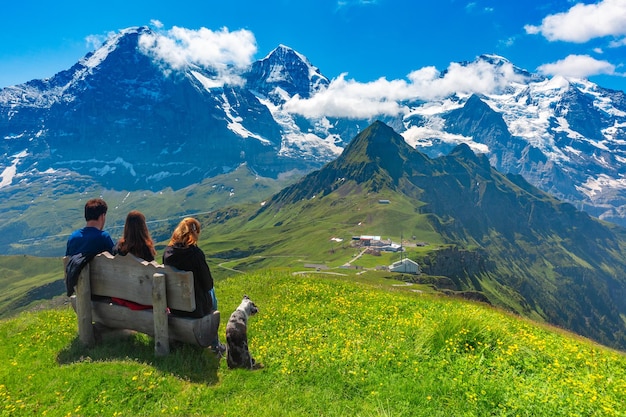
[0,150,27,188]
[191,70,223,89]
[578,174,626,199]
[259,96,342,160]
[220,92,271,144]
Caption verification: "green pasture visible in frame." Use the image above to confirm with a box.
[1,271,625,416]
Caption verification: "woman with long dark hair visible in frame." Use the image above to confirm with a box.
[111,210,156,310]
[113,210,156,261]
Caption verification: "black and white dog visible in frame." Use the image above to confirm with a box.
[225,295,261,369]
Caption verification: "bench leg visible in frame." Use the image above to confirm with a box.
[76,264,95,348]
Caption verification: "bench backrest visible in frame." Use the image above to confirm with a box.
[87,252,196,312]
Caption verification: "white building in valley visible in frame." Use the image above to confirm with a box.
[389,258,420,274]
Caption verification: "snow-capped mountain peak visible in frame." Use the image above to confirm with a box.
[82,26,150,70]
[245,44,329,103]
[476,53,511,66]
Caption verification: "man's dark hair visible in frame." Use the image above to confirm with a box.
[84,198,108,221]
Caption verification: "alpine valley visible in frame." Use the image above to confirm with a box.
[194,121,626,351]
[3,26,626,350]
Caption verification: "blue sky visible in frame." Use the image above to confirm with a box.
[1,0,625,91]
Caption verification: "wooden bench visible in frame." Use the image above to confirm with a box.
[66,252,220,356]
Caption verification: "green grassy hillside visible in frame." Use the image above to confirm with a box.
[192,173,626,350]
[1,271,625,416]
[0,164,295,257]
[0,255,63,317]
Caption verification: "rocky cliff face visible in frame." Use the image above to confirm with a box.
[420,247,491,283]
[244,44,329,104]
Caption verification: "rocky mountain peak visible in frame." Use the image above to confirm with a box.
[244,44,329,102]
[270,121,420,205]
[472,53,541,82]
[477,53,511,66]
[340,120,409,161]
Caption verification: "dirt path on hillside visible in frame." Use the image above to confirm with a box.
[343,248,368,267]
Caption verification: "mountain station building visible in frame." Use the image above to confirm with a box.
[389,258,420,274]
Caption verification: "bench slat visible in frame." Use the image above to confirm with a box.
[89,301,220,348]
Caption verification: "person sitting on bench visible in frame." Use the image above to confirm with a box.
[163,217,226,354]
[111,210,156,310]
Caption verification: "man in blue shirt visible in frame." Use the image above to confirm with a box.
[66,198,115,256]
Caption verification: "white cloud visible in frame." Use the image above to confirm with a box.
[407,60,524,99]
[85,33,109,50]
[524,0,626,43]
[499,36,516,48]
[337,0,379,8]
[537,54,616,78]
[283,74,407,118]
[609,37,626,47]
[465,2,494,14]
[150,20,164,29]
[138,26,257,87]
[283,59,526,119]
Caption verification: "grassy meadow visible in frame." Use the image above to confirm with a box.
[2,270,625,416]
[0,256,63,317]
[0,164,294,257]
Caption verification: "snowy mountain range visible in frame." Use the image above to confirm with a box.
[1,26,626,225]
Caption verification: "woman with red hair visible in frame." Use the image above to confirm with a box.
[163,217,225,354]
